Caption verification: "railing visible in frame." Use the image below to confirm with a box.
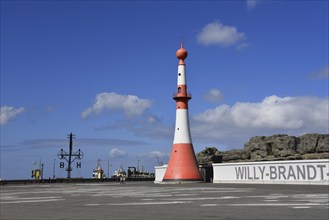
[0,177,155,185]
[172,92,192,99]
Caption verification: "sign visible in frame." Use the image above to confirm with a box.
[213,159,329,185]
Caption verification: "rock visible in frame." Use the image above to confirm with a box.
[222,149,246,162]
[285,155,303,160]
[302,153,329,160]
[316,134,329,153]
[243,134,297,160]
[196,133,329,164]
[196,147,222,164]
[243,136,268,160]
[264,134,297,157]
[297,134,320,154]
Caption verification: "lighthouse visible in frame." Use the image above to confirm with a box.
[162,41,204,182]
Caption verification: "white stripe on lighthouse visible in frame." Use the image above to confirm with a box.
[173,109,192,144]
[177,65,186,85]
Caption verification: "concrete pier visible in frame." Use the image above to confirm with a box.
[1,182,328,219]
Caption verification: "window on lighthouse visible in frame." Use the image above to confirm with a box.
[178,87,182,93]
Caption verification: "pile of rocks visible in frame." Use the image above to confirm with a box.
[196,133,329,164]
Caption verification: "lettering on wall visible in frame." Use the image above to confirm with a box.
[234,164,329,181]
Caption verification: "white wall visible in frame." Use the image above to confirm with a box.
[154,164,167,183]
[213,159,329,185]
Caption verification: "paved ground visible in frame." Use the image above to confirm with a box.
[1,182,328,220]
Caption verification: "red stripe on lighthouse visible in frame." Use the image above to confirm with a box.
[162,143,203,181]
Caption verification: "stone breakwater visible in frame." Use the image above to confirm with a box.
[196,133,329,164]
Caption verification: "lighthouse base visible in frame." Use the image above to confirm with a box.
[162,143,204,182]
[160,179,204,184]
[161,178,204,183]
[162,178,204,182]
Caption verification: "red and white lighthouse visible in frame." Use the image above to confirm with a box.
[162,41,204,182]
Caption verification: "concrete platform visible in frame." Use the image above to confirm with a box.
[1,182,328,219]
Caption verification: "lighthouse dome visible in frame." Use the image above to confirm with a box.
[176,47,188,60]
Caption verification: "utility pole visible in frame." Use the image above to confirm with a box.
[57,133,84,178]
[41,162,44,180]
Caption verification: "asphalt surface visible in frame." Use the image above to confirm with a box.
[1,182,328,220]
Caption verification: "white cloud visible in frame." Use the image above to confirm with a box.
[147,151,169,166]
[247,0,261,11]
[109,148,127,158]
[148,151,169,159]
[192,95,329,148]
[96,113,172,140]
[197,21,247,48]
[137,151,170,166]
[0,106,25,126]
[236,42,250,50]
[310,65,329,80]
[81,92,152,118]
[203,89,224,103]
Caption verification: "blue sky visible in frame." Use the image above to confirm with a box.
[1,0,328,180]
